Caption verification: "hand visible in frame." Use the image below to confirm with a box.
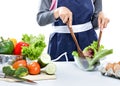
[98,12,110,30]
[54,7,72,27]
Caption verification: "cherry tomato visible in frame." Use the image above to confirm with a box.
[12,59,27,69]
[27,62,41,75]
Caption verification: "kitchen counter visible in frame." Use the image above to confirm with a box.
[0,62,120,86]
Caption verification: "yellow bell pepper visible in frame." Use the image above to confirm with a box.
[9,38,17,48]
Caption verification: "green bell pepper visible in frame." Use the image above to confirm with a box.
[0,37,14,54]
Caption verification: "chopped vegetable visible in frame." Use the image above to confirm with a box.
[38,53,51,68]
[44,62,56,75]
[0,37,14,54]
[72,41,113,71]
[14,66,28,77]
[2,65,15,76]
[21,34,46,60]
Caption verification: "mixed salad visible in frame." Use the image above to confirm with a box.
[72,41,113,71]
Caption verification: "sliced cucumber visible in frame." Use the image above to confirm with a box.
[45,62,56,75]
[38,53,51,68]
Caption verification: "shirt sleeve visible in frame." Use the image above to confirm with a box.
[36,0,56,26]
[92,0,102,29]
[37,0,102,27]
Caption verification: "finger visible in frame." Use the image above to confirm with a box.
[104,21,107,28]
[98,17,102,28]
[63,16,69,24]
[60,15,65,23]
[104,18,109,28]
[101,17,106,29]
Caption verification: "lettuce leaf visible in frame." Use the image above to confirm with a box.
[83,41,104,58]
[21,34,46,60]
[89,49,113,66]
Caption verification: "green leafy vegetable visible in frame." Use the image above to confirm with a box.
[72,41,113,71]
[21,34,46,60]
[83,41,104,58]
[72,51,79,57]
[89,49,113,66]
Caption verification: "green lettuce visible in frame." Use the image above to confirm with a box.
[21,34,46,60]
[72,41,113,70]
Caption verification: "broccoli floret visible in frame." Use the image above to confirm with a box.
[14,66,28,77]
[2,66,15,76]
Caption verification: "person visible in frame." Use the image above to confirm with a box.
[36,0,109,61]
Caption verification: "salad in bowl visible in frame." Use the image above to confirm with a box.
[72,41,113,71]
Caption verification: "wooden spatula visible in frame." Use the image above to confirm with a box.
[97,30,102,51]
[68,25,90,69]
[67,25,85,58]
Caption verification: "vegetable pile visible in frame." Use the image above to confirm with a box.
[72,41,113,71]
[1,34,56,78]
[3,65,28,77]
[2,53,56,78]
[0,33,46,61]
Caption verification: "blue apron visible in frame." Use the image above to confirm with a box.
[48,0,97,61]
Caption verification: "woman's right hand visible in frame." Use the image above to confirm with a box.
[54,7,72,27]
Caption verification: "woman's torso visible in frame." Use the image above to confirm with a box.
[54,0,95,26]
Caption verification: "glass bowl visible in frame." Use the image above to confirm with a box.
[0,54,25,65]
[74,56,99,71]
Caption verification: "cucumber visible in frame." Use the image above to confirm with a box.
[38,53,51,68]
[45,62,56,75]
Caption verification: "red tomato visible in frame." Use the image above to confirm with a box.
[12,59,27,69]
[14,42,29,55]
[27,62,41,75]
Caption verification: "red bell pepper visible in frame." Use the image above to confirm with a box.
[14,42,29,55]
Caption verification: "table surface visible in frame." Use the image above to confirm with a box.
[0,62,120,86]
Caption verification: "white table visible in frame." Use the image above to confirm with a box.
[0,62,120,86]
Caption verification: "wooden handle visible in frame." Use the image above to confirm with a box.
[68,26,85,57]
[97,30,102,51]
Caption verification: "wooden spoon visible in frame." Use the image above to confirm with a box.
[67,25,85,58]
[97,30,102,51]
[67,25,89,69]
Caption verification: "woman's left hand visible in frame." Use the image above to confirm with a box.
[98,12,110,30]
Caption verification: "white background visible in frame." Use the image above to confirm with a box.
[0,0,120,62]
